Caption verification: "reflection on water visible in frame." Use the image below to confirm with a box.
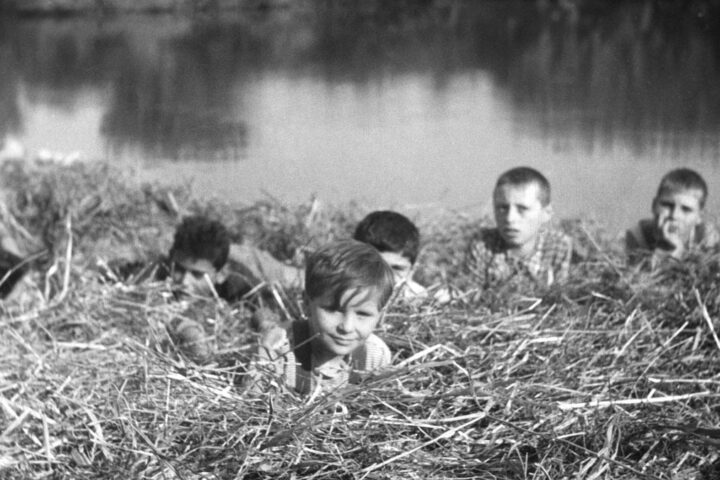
[1,2,719,231]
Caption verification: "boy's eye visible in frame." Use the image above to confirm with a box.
[173,263,206,279]
[681,206,694,213]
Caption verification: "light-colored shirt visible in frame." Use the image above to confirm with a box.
[255,320,391,395]
[467,227,572,287]
[227,243,304,291]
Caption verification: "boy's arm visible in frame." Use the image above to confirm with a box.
[555,235,573,283]
[228,243,304,290]
[245,324,294,391]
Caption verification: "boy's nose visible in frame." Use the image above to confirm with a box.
[338,313,354,332]
[172,271,186,284]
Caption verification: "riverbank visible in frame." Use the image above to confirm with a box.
[1,160,719,479]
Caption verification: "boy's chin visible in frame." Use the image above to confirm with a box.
[319,338,360,357]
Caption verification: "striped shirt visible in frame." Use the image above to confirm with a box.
[256,320,391,395]
[467,227,572,287]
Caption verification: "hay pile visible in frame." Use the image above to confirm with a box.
[1,160,720,479]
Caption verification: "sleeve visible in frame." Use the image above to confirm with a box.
[362,334,392,370]
[555,234,572,283]
[228,243,304,291]
[700,222,720,250]
[465,232,490,286]
[245,325,296,391]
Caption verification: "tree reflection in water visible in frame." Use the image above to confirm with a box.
[0,1,719,160]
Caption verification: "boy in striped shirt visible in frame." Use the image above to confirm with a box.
[254,239,394,395]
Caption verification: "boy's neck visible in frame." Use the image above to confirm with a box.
[310,345,348,372]
[506,237,539,258]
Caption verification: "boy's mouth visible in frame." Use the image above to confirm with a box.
[329,335,356,346]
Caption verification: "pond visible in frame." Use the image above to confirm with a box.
[1,1,719,233]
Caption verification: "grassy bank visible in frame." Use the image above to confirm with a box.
[1,159,720,479]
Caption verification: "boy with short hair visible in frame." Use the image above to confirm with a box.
[162,216,256,363]
[254,239,394,395]
[353,210,427,299]
[167,215,252,302]
[626,168,719,266]
[467,167,572,287]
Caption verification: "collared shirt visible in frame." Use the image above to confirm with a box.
[467,227,572,287]
[255,320,391,395]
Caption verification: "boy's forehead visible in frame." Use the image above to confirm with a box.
[657,187,704,206]
[172,254,217,274]
[314,284,382,308]
[494,182,544,203]
[379,251,412,268]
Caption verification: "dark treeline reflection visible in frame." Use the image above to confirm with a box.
[1,0,719,160]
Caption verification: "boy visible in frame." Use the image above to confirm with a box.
[353,210,427,300]
[626,168,719,266]
[254,239,394,395]
[159,216,257,363]
[166,215,253,302]
[467,167,572,287]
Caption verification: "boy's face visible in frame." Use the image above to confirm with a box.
[171,254,220,298]
[379,251,413,285]
[308,286,383,359]
[493,182,551,253]
[652,188,704,244]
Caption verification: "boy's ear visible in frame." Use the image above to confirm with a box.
[377,308,386,327]
[651,197,660,215]
[541,204,553,223]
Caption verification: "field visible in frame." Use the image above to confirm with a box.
[1,159,720,479]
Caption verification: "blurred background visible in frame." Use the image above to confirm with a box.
[1,0,719,232]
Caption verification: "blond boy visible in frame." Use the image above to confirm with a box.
[626,168,719,267]
[254,240,394,395]
[467,167,572,287]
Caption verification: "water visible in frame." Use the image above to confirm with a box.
[1,2,720,233]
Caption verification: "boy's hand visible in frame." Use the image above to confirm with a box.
[658,220,686,258]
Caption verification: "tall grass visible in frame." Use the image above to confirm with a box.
[1,160,719,479]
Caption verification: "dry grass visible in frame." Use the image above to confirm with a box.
[2,160,720,479]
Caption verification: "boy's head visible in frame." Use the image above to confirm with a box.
[493,167,552,254]
[353,210,420,285]
[305,240,394,360]
[169,216,230,297]
[652,168,707,243]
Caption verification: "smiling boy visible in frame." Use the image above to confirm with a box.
[467,167,572,287]
[254,239,394,395]
[626,168,719,267]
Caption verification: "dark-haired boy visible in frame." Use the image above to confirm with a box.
[353,210,427,300]
[166,216,253,302]
[254,239,393,395]
[467,167,572,287]
[626,168,719,267]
